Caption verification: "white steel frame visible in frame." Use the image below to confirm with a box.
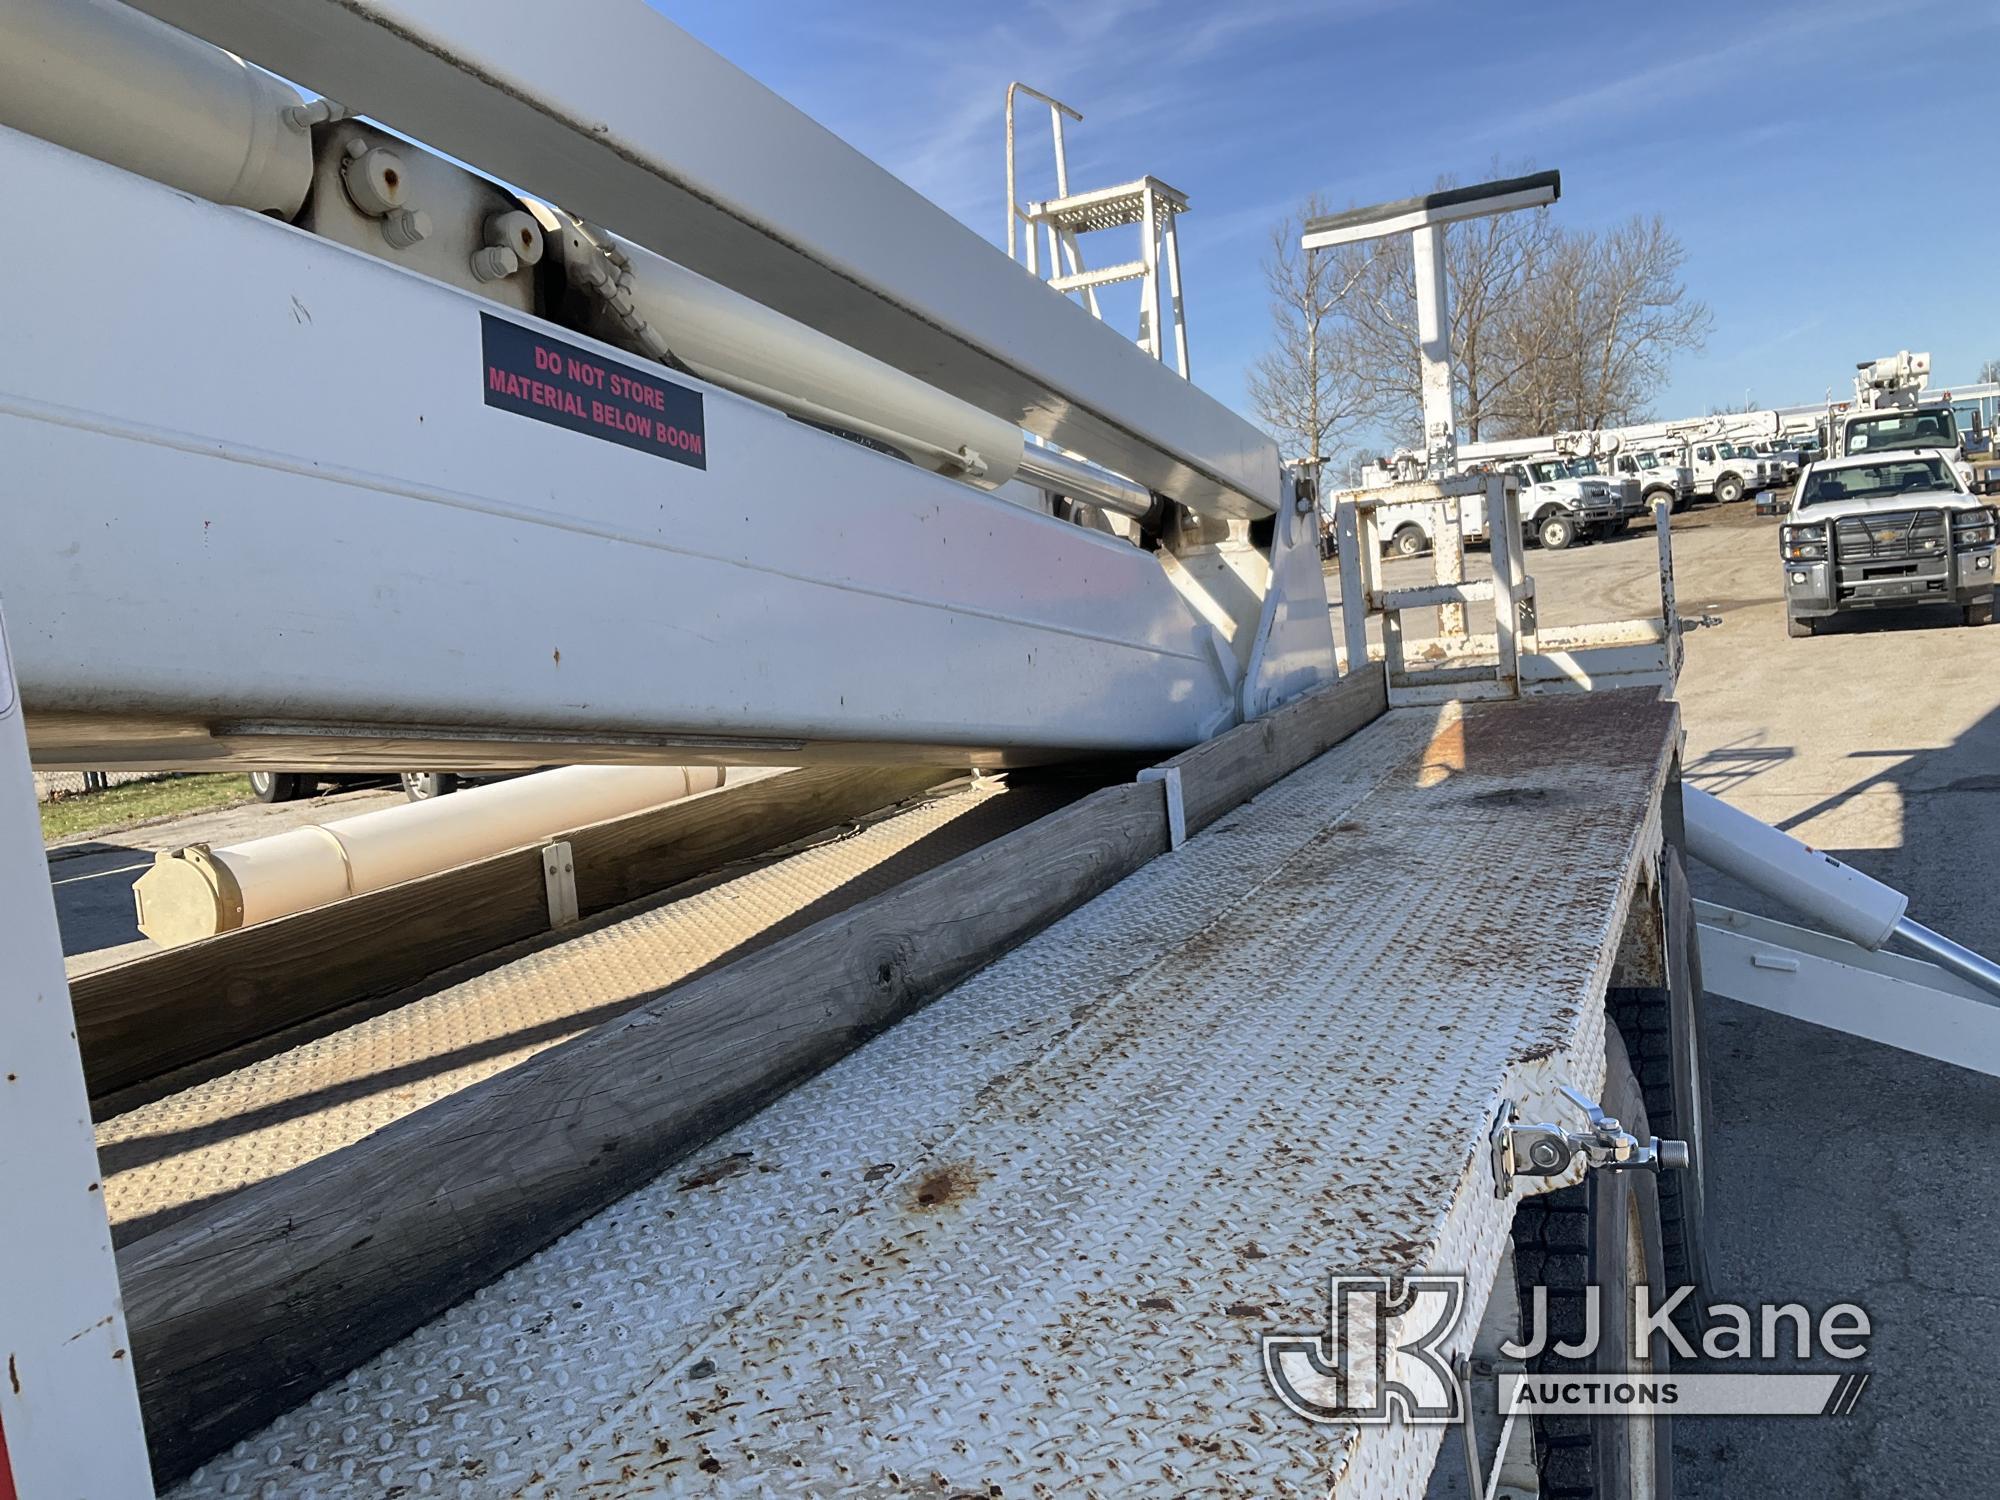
[1004,83,1100,318]
[0,603,154,1498]
[1333,481,1681,704]
[1006,90,1191,380]
[3,124,1267,774]
[1696,901,2000,1079]
[123,0,1271,517]
[1303,173,1559,479]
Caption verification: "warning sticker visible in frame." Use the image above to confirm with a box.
[481,314,706,468]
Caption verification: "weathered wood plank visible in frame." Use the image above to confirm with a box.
[1157,662,1387,835]
[74,764,949,1099]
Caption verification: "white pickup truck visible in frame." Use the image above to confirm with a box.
[1781,451,1996,635]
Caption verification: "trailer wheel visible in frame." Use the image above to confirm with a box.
[1391,525,1429,559]
[1537,512,1577,551]
[249,771,311,804]
[1511,1020,1674,1500]
[1786,613,1816,639]
[1714,475,1744,506]
[1608,844,1714,1343]
[400,771,459,801]
[1966,601,1993,627]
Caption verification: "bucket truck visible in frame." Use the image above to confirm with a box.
[7,9,2000,1500]
[1831,351,1977,490]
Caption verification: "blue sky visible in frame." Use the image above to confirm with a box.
[668,0,1999,438]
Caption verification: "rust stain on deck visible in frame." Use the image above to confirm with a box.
[907,1161,983,1211]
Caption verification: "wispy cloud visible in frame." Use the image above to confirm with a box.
[1459,0,1956,149]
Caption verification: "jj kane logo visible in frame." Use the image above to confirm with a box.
[1262,1275,1872,1423]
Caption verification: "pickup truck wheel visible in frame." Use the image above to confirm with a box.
[1537,512,1577,551]
[1608,844,1714,1345]
[400,771,460,801]
[1391,525,1429,559]
[1512,1020,1674,1500]
[1714,475,1744,506]
[249,771,311,804]
[1966,601,1993,627]
[1786,613,1816,639]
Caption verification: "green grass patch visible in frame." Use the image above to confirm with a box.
[42,774,254,843]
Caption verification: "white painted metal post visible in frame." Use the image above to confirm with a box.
[1163,214,1190,378]
[1432,495,1466,638]
[1336,501,1370,674]
[0,602,154,1498]
[1488,474,1521,696]
[1139,181,1162,361]
[1654,496,1682,682]
[1411,222,1455,477]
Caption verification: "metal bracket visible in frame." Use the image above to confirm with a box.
[1490,1087,1689,1199]
[1137,765,1187,850]
[541,839,579,927]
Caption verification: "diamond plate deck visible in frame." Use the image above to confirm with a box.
[171,690,1677,1500]
[100,779,1079,1245]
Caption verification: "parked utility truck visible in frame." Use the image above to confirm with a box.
[1830,350,1977,490]
[1358,450,1630,553]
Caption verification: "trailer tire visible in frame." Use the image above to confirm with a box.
[249,771,310,804]
[1714,475,1744,506]
[1511,1020,1675,1500]
[1537,511,1577,551]
[1607,844,1714,1344]
[400,771,459,801]
[1392,524,1429,559]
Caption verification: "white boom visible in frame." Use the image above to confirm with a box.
[0,0,1339,774]
[119,0,1278,520]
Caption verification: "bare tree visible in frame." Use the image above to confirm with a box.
[1980,358,2000,384]
[1482,216,1711,436]
[1245,196,1371,473]
[1311,174,1557,446]
[1259,173,1710,451]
